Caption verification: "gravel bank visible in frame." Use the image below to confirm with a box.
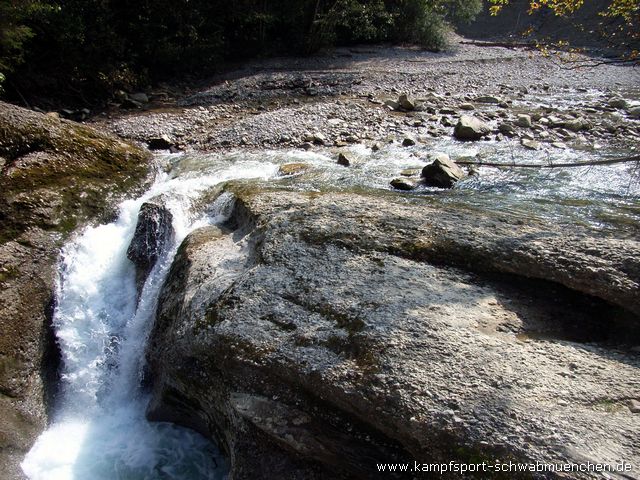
[94,37,640,154]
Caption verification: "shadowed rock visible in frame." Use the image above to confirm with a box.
[421,154,465,188]
[127,201,174,297]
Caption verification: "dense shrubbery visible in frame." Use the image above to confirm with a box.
[0,0,481,103]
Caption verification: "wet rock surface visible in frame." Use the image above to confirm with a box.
[6,35,639,479]
[127,200,175,297]
[147,186,640,480]
[421,154,466,188]
[0,101,150,479]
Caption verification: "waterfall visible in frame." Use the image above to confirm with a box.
[21,158,279,480]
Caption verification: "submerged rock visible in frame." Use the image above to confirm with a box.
[399,168,421,177]
[147,187,640,480]
[454,116,491,140]
[390,177,418,191]
[278,163,310,176]
[521,138,542,150]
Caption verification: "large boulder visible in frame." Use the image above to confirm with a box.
[127,200,174,297]
[147,187,640,480]
[0,101,150,478]
[421,154,465,188]
[453,116,491,140]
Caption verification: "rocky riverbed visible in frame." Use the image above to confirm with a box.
[129,39,640,479]
[94,37,640,155]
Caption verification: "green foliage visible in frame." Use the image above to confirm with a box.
[0,1,37,73]
[389,0,481,49]
[0,0,483,103]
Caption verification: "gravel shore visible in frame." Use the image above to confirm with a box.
[94,35,640,154]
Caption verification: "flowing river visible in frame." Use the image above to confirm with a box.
[21,138,639,478]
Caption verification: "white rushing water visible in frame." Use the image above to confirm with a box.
[22,159,279,480]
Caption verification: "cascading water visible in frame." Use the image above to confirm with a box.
[21,158,279,480]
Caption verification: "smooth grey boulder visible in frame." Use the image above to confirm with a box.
[564,117,590,132]
[421,154,465,188]
[475,95,501,104]
[129,92,150,103]
[454,116,491,140]
[608,97,628,109]
[515,114,532,128]
[147,187,640,480]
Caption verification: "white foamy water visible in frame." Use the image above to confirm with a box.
[22,159,279,480]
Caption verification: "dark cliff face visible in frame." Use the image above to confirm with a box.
[0,101,151,479]
[146,185,639,480]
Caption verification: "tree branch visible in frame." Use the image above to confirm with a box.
[456,155,640,169]
[459,40,538,50]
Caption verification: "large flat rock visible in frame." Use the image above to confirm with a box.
[147,187,639,479]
